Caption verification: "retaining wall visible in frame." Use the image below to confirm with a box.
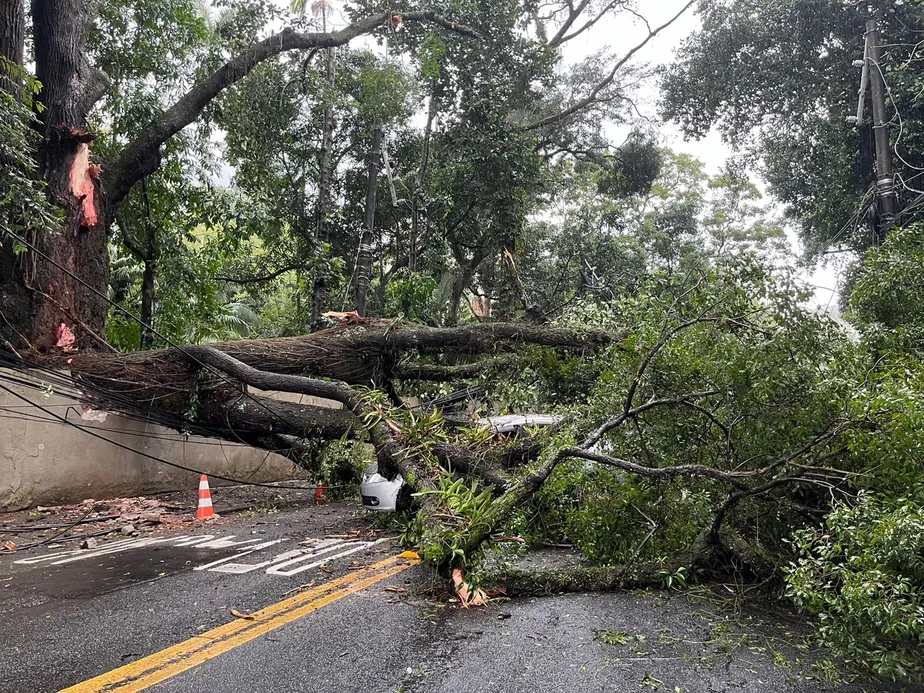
[0,375,318,510]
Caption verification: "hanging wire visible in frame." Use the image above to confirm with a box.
[1,228,341,454]
[0,381,343,492]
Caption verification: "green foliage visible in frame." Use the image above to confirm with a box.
[506,258,859,571]
[661,0,924,257]
[785,493,924,681]
[848,224,924,352]
[843,359,924,495]
[0,59,61,248]
[596,134,662,199]
[405,469,494,568]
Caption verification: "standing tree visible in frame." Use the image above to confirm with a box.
[661,0,924,257]
[0,0,479,352]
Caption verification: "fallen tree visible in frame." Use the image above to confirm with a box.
[51,268,860,580]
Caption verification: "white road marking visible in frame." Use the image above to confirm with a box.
[14,536,191,565]
[12,532,390,579]
[266,538,387,576]
[192,540,294,572]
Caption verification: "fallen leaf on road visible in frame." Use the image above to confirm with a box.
[230,609,256,621]
[398,550,420,560]
[3,541,16,552]
[383,585,407,593]
[282,580,316,596]
[319,564,333,574]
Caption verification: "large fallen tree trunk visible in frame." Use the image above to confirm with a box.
[35,315,852,578]
[58,319,615,558]
[70,319,614,388]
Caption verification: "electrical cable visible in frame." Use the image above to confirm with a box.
[0,228,329,452]
[0,381,346,492]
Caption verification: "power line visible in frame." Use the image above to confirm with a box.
[1,228,329,462]
[0,381,337,492]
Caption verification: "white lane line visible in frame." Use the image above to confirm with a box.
[266,538,388,576]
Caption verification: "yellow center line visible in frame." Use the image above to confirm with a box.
[59,554,420,693]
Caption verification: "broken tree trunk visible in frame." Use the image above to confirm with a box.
[0,0,110,352]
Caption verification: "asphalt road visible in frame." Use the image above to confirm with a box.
[0,500,915,693]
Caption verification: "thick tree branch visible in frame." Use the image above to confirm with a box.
[215,264,305,284]
[182,345,356,407]
[547,0,592,46]
[581,391,719,449]
[104,11,480,210]
[549,0,625,48]
[395,357,507,381]
[564,447,754,490]
[524,0,694,131]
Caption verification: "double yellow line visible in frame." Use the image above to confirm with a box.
[60,554,419,693]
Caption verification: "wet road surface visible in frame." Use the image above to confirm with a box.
[0,501,911,693]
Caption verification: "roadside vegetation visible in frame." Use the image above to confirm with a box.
[2,0,924,682]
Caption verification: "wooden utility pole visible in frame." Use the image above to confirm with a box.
[866,19,898,241]
[355,119,383,316]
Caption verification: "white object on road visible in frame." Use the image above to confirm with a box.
[360,467,404,512]
[360,414,561,512]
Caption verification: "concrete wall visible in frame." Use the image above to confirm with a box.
[0,376,315,511]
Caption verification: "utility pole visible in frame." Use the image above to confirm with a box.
[866,19,898,241]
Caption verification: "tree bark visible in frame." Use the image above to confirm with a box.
[0,0,24,66]
[355,119,383,317]
[0,0,110,352]
[312,46,337,330]
[69,319,614,391]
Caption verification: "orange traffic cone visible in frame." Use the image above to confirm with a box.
[196,474,214,520]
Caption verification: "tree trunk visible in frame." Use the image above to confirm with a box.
[355,119,383,317]
[446,249,486,326]
[139,259,155,349]
[0,0,110,353]
[447,270,469,326]
[311,46,337,331]
[0,0,24,65]
[410,80,438,274]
